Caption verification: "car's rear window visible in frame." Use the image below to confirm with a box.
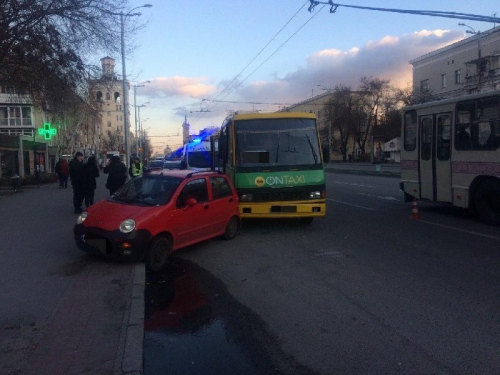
[111,175,182,206]
[148,160,163,168]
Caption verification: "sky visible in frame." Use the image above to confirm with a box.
[110,0,499,155]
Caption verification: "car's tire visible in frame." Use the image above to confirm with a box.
[300,217,314,224]
[223,216,239,240]
[145,237,171,271]
[474,179,500,226]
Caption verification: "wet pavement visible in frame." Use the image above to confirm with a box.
[143,258,318,375]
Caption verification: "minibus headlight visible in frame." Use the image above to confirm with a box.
[240,194,253,202]
[309,191,321,199]
[120,219,136,233]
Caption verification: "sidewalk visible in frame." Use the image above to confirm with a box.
[325,161,401,177]
[0,175,145,375]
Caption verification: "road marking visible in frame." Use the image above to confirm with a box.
[359,193,399,201]
[327,198,376,211]
[333,182,374,188]
[418,220,500,241]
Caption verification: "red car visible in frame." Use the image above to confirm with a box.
[73,169,241,271]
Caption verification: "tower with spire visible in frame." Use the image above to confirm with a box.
[182,114,190,144]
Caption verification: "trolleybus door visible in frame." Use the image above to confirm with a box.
[419,113,452,202]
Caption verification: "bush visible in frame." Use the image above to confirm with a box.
[0,173,57,187]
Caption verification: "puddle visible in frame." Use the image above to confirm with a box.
[143,259,260,375]
[143,258,318,375]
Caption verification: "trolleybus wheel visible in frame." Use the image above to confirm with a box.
[474,179,500,226]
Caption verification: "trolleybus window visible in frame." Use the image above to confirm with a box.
[455,96,500,151]
[421,117,432,161]
[404,110,417,151]
[437,115,451,161]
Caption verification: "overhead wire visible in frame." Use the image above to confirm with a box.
[307,1,500,23]
[191,1,323,124]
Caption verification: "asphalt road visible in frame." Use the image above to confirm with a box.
[161,172,500,374]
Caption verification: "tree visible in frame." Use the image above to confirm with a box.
[102,129,123,153]
[324,86,366,161]
[354,76,392,155]
[0,0,130,113]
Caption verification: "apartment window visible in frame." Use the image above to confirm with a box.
[116,115,119,121]
[0,106,32,126]
[441,73,447,88]
[455,69,462,84]
[107,121,111,128]
[107,111,111,116]
[420,79,429,92]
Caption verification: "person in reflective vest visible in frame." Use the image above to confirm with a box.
[129,157,143,178]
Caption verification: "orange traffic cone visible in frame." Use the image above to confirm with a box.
[410,198,421,220]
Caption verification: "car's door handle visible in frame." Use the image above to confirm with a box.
[204,204,209,209]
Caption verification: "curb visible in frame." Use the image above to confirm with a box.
[115,263,145,375]
[325,168,401,178]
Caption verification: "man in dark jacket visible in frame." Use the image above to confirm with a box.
[69,152,85,213]
[83,155,100,208]
[103,155,127,196]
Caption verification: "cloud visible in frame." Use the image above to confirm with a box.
[142,76,216,98]
[233,29,463,104]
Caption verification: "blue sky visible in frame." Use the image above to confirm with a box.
[113,0,499,154]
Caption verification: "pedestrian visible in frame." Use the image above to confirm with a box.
[104,155,127,196]
[129,156,143,178]
[69,151,85,213]
[55,158,69,188]
[83,155,100,208]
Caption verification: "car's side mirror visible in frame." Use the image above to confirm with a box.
[186,197,197,207]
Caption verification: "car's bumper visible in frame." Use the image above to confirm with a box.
[73,224,152,261]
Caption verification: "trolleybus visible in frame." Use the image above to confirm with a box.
[212,111,326,222]
[400,90,500,225]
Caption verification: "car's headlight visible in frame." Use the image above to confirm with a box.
[119,219,136,233]
[240,194,253,202]
[76,211,88,224]
[309,191,321,199]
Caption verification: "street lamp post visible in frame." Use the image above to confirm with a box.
[458,23,483,90]
[116,4,152,166]
[133,81,150,156]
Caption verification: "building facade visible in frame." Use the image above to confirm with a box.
[88,57,129,158]
[411,26,500,98]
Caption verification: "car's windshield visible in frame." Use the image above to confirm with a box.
[109,175,182,206]
[235,118,321,167]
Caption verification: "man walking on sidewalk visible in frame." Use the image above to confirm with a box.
[69,151,85,213]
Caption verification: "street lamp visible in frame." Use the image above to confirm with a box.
[115,4,152,166]
[133,81,150,155]
[458,23,483,90]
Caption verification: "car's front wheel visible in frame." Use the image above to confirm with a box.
[145,237,171,271]
[223,216,239,240]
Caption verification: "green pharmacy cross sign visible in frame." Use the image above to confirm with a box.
[38,123,57,140]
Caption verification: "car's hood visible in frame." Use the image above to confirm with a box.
[83,199,158,231]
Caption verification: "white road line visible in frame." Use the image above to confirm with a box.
[333,182,374,188]
[359,193,400,201]
[418,220,500,241]
[327,198,376,211]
